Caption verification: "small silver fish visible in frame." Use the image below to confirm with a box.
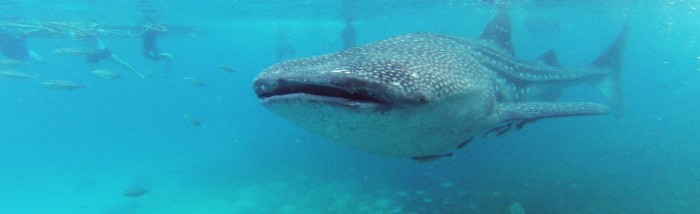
[41,80,87,90]
[122,188,148,197]
[219,65,237,73]
[182,114,202,126]
[183,77,207,86]
[0,70,38,79]
[53,48,89,56]
[91,69,122,79]
[0,58,27,66]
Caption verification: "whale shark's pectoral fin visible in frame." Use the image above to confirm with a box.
[484,102,607,137]
[496,102,608,124]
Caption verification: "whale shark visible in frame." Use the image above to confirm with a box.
[253,8,625,161]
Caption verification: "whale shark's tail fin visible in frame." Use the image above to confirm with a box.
[590,21,627,118]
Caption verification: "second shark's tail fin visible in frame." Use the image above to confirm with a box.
[590,21,627,118]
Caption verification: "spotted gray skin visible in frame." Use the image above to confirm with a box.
[253,8,625,159]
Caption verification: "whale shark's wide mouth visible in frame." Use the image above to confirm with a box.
[253,78,391,109]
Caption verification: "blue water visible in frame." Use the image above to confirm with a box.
[1,0,699,213]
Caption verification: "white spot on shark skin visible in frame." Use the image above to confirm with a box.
[330,69,346,73]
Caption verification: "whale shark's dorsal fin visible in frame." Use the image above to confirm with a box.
[480,7,514,55]
[537,50,561,67]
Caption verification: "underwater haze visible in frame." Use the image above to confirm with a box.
[1,0,699,213]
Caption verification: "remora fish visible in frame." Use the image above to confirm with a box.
[91,69,122,79]
[183,77,207,86]
[253,8,625,160]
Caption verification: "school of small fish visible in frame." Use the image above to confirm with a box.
[2,56,241,127]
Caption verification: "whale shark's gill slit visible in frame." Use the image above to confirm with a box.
[262,83,388,105]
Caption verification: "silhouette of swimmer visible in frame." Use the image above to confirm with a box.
[275,27,296,62]
[142,25,173,78]
[75,30,144,78]
[340,0,357,49]
[0,27,42,63]
[340,23,356,49]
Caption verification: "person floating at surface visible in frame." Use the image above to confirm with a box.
[142,24,173,78]
[73,29,145,78]
[0,27,43,64]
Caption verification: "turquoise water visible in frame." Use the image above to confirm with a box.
[1,0,699,213]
